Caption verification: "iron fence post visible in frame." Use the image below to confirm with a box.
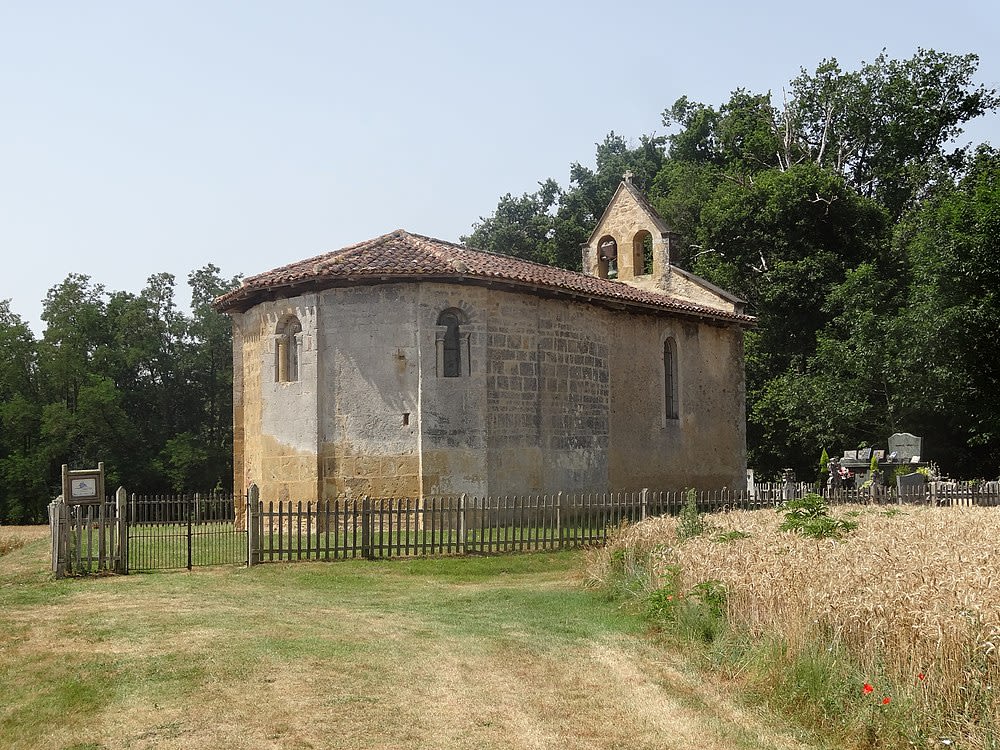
[116,486,129,574]
[247,484,260,567]
[186,498,193,571]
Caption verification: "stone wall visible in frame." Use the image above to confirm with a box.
[607,316,746,489]
[230,295,321,515]
[318,285,422,500]
[478,289,610,494]
[415,286,489,497]
[231,280,747,504]
[659,269,741,314]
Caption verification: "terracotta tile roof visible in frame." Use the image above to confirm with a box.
[213,229,755,325]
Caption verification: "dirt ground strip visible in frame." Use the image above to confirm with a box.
[0,529,825,750]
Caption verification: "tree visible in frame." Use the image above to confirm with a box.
[0,301,43,522]
[181,265,241,491]
[788,49,999,217]
[463,48,998,479]
[0,265,244,517]
[892,145,1000,475]
[818,447,830,486]
[463,179,559,265]
[757,146,1000,479]
[465,133,668,271]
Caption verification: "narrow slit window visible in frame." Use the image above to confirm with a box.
[664,337,678,420]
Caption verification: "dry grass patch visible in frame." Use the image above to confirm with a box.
[0,532,832,750]
[0,525,48,557]
[588,504,1000,748]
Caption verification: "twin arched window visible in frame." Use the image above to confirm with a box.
[598,232,654,278]
[276,316,302,383]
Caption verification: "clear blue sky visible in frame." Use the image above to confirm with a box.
[2,0,997,333]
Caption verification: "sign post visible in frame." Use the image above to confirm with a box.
[62,463,105,506]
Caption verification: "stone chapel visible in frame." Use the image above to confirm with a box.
[214,177,753,503]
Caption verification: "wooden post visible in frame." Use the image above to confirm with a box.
[65,503,74,576]
[247,484,260,567]
[361,496,373,560]
[640,488,649,521]
[556,492,563,550]
[116,486,128,574]
[61,501,71,576]
[98,499,107,572]
[49,496,65,578]
[458,494,467,554]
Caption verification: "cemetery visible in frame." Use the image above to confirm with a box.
[817,431,998,503]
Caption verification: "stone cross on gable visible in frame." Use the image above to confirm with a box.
[623,170,634,184]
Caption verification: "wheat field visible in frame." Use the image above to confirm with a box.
[588,505,1000,747]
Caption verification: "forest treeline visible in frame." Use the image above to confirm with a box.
[464,49,1000,482]
[0,267,240,522]
[2,49,998,523]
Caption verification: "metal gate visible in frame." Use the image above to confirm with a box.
[125,494,247,571]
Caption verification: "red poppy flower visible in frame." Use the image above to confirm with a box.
[863,683,874,694]
[882,696,891,705]
[917,673,926,681]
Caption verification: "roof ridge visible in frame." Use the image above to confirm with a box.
[214,229,755,326]
[404,231,577,276]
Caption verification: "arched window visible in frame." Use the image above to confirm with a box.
[436,308,469,377]
[633,230,653,275]
[663,337,678,420]
[597,236,618,279]
[276,316,302,382]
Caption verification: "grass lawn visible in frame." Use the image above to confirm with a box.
[0,526,827,750]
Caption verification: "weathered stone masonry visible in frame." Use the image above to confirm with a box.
[227,281,746,505]
[216,180,754,507]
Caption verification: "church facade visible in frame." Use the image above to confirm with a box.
[214,179,753,504]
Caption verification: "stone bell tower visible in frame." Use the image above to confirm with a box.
[581,172,745,314]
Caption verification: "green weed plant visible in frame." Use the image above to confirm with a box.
[677,489,715,540]
[778,494,857,540]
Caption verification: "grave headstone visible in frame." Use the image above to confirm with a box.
[897,472,926,499]
[782,468,796,501]
[857,447,873,462]
[888,433,923,463]
[843,450,858,461]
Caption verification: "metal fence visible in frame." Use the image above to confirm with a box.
[126,494,245,571]
[49,490,245,576]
